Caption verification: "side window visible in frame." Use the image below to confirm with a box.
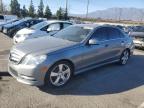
[47,23,60,32]
[107,28,124,39]
[41,25,49,31]
[91,27,108,41]
[63,23,72,29]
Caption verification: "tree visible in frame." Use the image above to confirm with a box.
[21,5,28,18]
[10,0,20,17]
[28,0,35,17]
[56,7,64,20]
[37,0,44,17]
[0,0,4,14]
[44,5,52,19]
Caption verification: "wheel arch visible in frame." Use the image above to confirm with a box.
[125,48,131,56]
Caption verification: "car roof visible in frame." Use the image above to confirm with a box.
[72,24,117,29]
[45,20,72,24]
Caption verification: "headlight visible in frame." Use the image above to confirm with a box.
[16,34,32,41]
[21,55,47,66]
[22,34,32,39]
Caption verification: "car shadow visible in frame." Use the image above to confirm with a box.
[0,72,10,80]
[39,54,144,96]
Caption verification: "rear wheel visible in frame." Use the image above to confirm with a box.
[45,61,73,87]
[119,50,130,65]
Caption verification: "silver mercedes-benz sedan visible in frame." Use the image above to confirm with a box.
[8,24,134,87]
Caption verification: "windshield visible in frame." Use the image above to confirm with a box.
[30,21,48,30]
[53,26,93,42]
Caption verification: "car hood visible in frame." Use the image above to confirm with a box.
[13,36,77,55]
[17,28,35,35]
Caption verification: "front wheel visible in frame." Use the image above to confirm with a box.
[119,50,130,65]
[45,61,73,87]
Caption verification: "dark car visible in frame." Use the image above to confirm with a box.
[2,18,43,37]
[0,19,19,32]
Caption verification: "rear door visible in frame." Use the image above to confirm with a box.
[106,27,126,60]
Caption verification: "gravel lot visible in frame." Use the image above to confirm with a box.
[0,33,144,108]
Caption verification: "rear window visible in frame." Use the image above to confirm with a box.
[91,27,109,41]
[63,23,72,28]
[107,28,125,39]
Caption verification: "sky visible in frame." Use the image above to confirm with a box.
[3,0,144,14]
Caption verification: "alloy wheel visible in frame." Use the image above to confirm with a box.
[50,64,71,87]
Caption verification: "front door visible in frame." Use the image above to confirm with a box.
[79,27,111,70]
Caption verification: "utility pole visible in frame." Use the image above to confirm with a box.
[65,0,68,20]
[66,0,68,11]
[86,0,89,18]
[118,8,122,22]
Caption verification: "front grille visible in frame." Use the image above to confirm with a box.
[9,49,25,64]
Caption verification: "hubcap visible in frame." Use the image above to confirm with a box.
[50,64,71,86]
[121,51,129,64]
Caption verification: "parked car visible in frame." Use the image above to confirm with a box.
[0,14,17,24]
[13,20,72,44]
[69,19,84,24]
[2,18,43,37]
[129,26,144,37]
[0,19,19,32]
[8,24,134,87]
[132,35,144,48]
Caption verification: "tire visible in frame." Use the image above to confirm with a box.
[44,61,73,87]
[119,49,130,65]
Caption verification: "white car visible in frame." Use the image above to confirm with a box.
[133,36,144,48]
[13,20,72,44]
[0,15,17,24]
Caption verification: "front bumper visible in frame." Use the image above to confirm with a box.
[8,62,48,86]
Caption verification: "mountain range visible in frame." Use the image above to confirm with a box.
[71,8,144,21]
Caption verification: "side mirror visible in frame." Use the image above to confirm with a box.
[88,39,99,45]
[47,28,52,33]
